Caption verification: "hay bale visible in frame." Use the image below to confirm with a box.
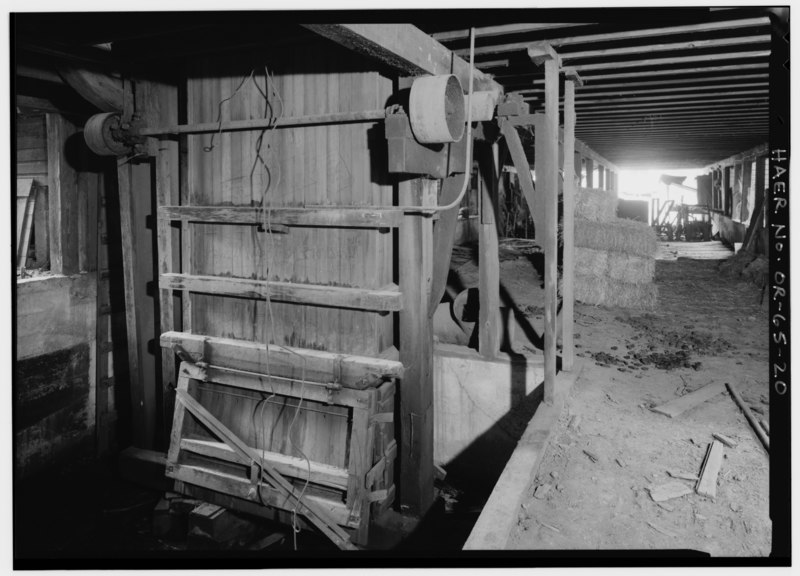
[743,255,769,287]
[575,187,618,222]
[719,249,756,278]
[575,274,659,310]
[575,217,659,257]
[576,247,655,284]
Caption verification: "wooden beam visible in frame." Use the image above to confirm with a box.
[501,117,540,233]
[573,82,769,98]
[160,331,403,390]
[429,172,469,315]
[561,34,770,60]
[397,177,435,515]
[179,438,350,491]
[159,205,405,228]
[568,72,769,91]
[498,62,768,83]
[46,114,79,274]
[456,16,770,56]
[117,159,148,448]
[572,50,770,72]
[565,96,768,113]
[432,23,595,42]
[160,273,402,312]
[542,57,559,404]
[57,66,126,113]
[561,76,577,372]
[478,142,500,358]
[303,24,500,93]
[584,157,594,188]
[573,89,767,104]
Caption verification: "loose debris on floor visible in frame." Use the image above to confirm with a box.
[507,258,770,556]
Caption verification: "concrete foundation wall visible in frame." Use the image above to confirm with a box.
[433,344,544,475]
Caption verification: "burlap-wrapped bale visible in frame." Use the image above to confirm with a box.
[575,217,659,257]
[575,187,618,222]
[575,246,655,285]
[575,274,659,309]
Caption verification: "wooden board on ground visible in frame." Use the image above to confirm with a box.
[650,381,725,418]
[696,441,724,499]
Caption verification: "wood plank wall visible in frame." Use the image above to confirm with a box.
[179,44,395,468]
[185,45,393,354]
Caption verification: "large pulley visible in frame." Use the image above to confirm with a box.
[83,112,143,157]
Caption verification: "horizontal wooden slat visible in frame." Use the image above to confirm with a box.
[160,331,404,390]
[168,462,357,528]
[160,273,402,312]
[180,438,350,490]
[158,205,404,228]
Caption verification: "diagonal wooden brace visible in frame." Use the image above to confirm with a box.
[499,119,540,237]
[174,386,358,550]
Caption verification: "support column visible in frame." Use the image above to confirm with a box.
[478,142,501,358]
[561,69,582,373]
[529,42,561,405]
[597,164,605,190]
[585,157,595,188]
[398,176,435,515]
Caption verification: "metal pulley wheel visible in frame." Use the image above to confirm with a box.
[409,74,466,144]
[84,112,131,156]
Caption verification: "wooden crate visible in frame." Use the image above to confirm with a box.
[165,343,397,546]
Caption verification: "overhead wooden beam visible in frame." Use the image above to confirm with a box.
[561,34,770,60]
[560,96,769,112]
[455,16,770,56]
[58,66,126,112]
[573,89,767,105]
[303,24,501,92]
[572,50,770,71]
[518,78,768,97]
[567,72,769,91]
[496,61,768,82]
[569,102,768,117]
[571,82,769,99]
[433,22,595,42]
[577,110,769,124]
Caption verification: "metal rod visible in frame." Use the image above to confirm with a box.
[140,109,386,136]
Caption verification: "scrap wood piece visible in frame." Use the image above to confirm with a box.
[667,470,700,482]
[583,449,600,463]
[695,441,724,500]
[725,382,769,453]
[647,481,693,502]
[650,381,726,418]
[174,389,357,551]
[712,433,738,448]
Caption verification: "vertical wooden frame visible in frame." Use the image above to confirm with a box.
[398,176,434,515]
[542,58,560,404]
[478,142,501,358]
[561,78,577,372]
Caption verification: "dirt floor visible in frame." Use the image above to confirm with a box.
[464,246,772,556]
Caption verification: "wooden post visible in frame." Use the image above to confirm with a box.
[585,157,594,189]
[479,142,501,358]
[742,158,753,222]
[574,152,583,188]
[117,159,148,448]
[597,164,605,190]
[541,52,561,404]
[398,176,435,516]
[562,70,581,373]
[46,114,79,274]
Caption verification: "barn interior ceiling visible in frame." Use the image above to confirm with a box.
[14,7,775,168]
